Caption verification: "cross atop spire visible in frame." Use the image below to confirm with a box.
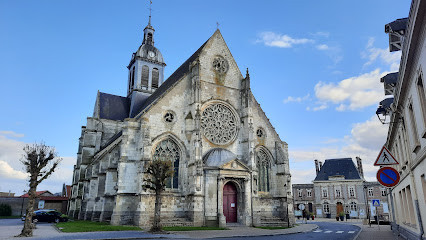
[148,0,152,27]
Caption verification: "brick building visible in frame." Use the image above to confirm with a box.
[68,15,294,228]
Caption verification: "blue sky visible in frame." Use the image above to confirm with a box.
[0,0,409,194]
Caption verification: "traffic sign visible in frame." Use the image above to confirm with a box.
[377,167,400,187]
[372,199,380,207]
[298,204,305,210]
[375,146,399,166]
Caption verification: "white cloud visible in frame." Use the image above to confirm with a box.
[289,115,387,183]
[0,131,75,194]
[316,44,329,50]
[0,131,24,138]
[283,94,310,103]
[257,32,314,48]
[362,37,401,70]
[314,69,386,111]
[311,31,330,38]
[0,161,27,180]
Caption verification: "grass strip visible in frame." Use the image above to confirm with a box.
[0,216,21,219]
[163,226,228,231]
[56,220,141,232]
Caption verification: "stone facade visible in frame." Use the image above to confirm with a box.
[68,18,294,228]
[292,158,389,221]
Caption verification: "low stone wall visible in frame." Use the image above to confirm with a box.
[0,197,68,216]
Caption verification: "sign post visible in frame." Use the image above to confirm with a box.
[372,199,380,229]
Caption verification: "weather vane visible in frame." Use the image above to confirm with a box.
[216,22,219,30]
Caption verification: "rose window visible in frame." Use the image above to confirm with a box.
[212,56,229,74]
[201,103,238,145]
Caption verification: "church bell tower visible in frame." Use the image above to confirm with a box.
[127,11,166,117]
[127,13,166,97]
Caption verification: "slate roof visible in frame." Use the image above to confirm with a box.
[380,72,399,85]
[130,38,210,118]
[98,92,130,121]
[385,18,408,33]
[313,158,361,181]
[203,148,237,167]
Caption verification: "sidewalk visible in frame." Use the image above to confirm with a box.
[169,224,318,239]
[355,223,404,240]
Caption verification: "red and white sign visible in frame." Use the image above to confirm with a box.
[374,146,399,166]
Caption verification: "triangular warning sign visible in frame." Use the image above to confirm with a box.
[374,146,399,166]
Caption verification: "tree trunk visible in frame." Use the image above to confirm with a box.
[18,181,37,237]
[152,189,162,232]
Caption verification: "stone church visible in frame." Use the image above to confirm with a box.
[69,16,294,228]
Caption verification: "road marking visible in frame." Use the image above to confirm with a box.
[348,231,355,234]
[313,230,323,232]
[324,231,332,233]
[336,231,344,233]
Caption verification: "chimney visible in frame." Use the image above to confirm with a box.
[314,159,320,175]
[356,157,364,178]
[319,161,323,170]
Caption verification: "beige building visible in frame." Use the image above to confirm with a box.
[293,158,388,221]
[68,16,294,228]
[376,0,426,239]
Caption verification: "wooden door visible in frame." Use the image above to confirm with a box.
[336,202,343,214]
[223,182,237,223]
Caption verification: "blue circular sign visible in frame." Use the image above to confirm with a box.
[377,167,400,187]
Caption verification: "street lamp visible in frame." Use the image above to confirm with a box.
[363,185,371,227]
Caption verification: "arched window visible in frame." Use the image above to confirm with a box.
[350,201,357,211]
[256,148,270,192]
[153,139,180,188]
[147,33,153,44]
[131,67,135,90]
[323,202,330,213]
[152,68,159,88]
[141,65,149,87]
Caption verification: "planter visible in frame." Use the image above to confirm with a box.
[326,214,331,218]
[311,216,315,220]
[340,216,344,221]
[346,214,350,219]
[336,217,339,221]
[306,215,310,220]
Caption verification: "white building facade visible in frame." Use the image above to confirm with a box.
[377,0,426,239]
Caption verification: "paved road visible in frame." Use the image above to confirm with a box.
[0,219,358,240]
[213,222,360,240]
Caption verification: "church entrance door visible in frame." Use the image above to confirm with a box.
[223,182,237,223]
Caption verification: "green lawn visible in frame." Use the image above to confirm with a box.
[255,226,290,230]
[163,226,228,231]
[0,216,21,219]
[56,220,141,233]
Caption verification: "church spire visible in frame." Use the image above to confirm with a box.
[143,1,155,45]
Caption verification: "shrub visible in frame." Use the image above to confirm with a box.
[0,204,12,216]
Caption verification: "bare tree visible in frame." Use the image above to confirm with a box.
[18,143,61,237]
[142,159,173,232]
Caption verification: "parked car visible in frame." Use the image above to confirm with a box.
[21,209,68,223]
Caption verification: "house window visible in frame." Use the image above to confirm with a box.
[256,149,270,192]
[141,65,149,87]
[349,187,355,197]
[408,103,420,151]
[307,189,312,197]
[368,188,374,197]
[152,68,159,88]
[381,188,387,197]
[298,189,302,198]
[322,188,328,198]
[152,138,180,189]
[335,189,341,198]
[417,73,426,131]
[350,202,357,211]
[323,202,330,213]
